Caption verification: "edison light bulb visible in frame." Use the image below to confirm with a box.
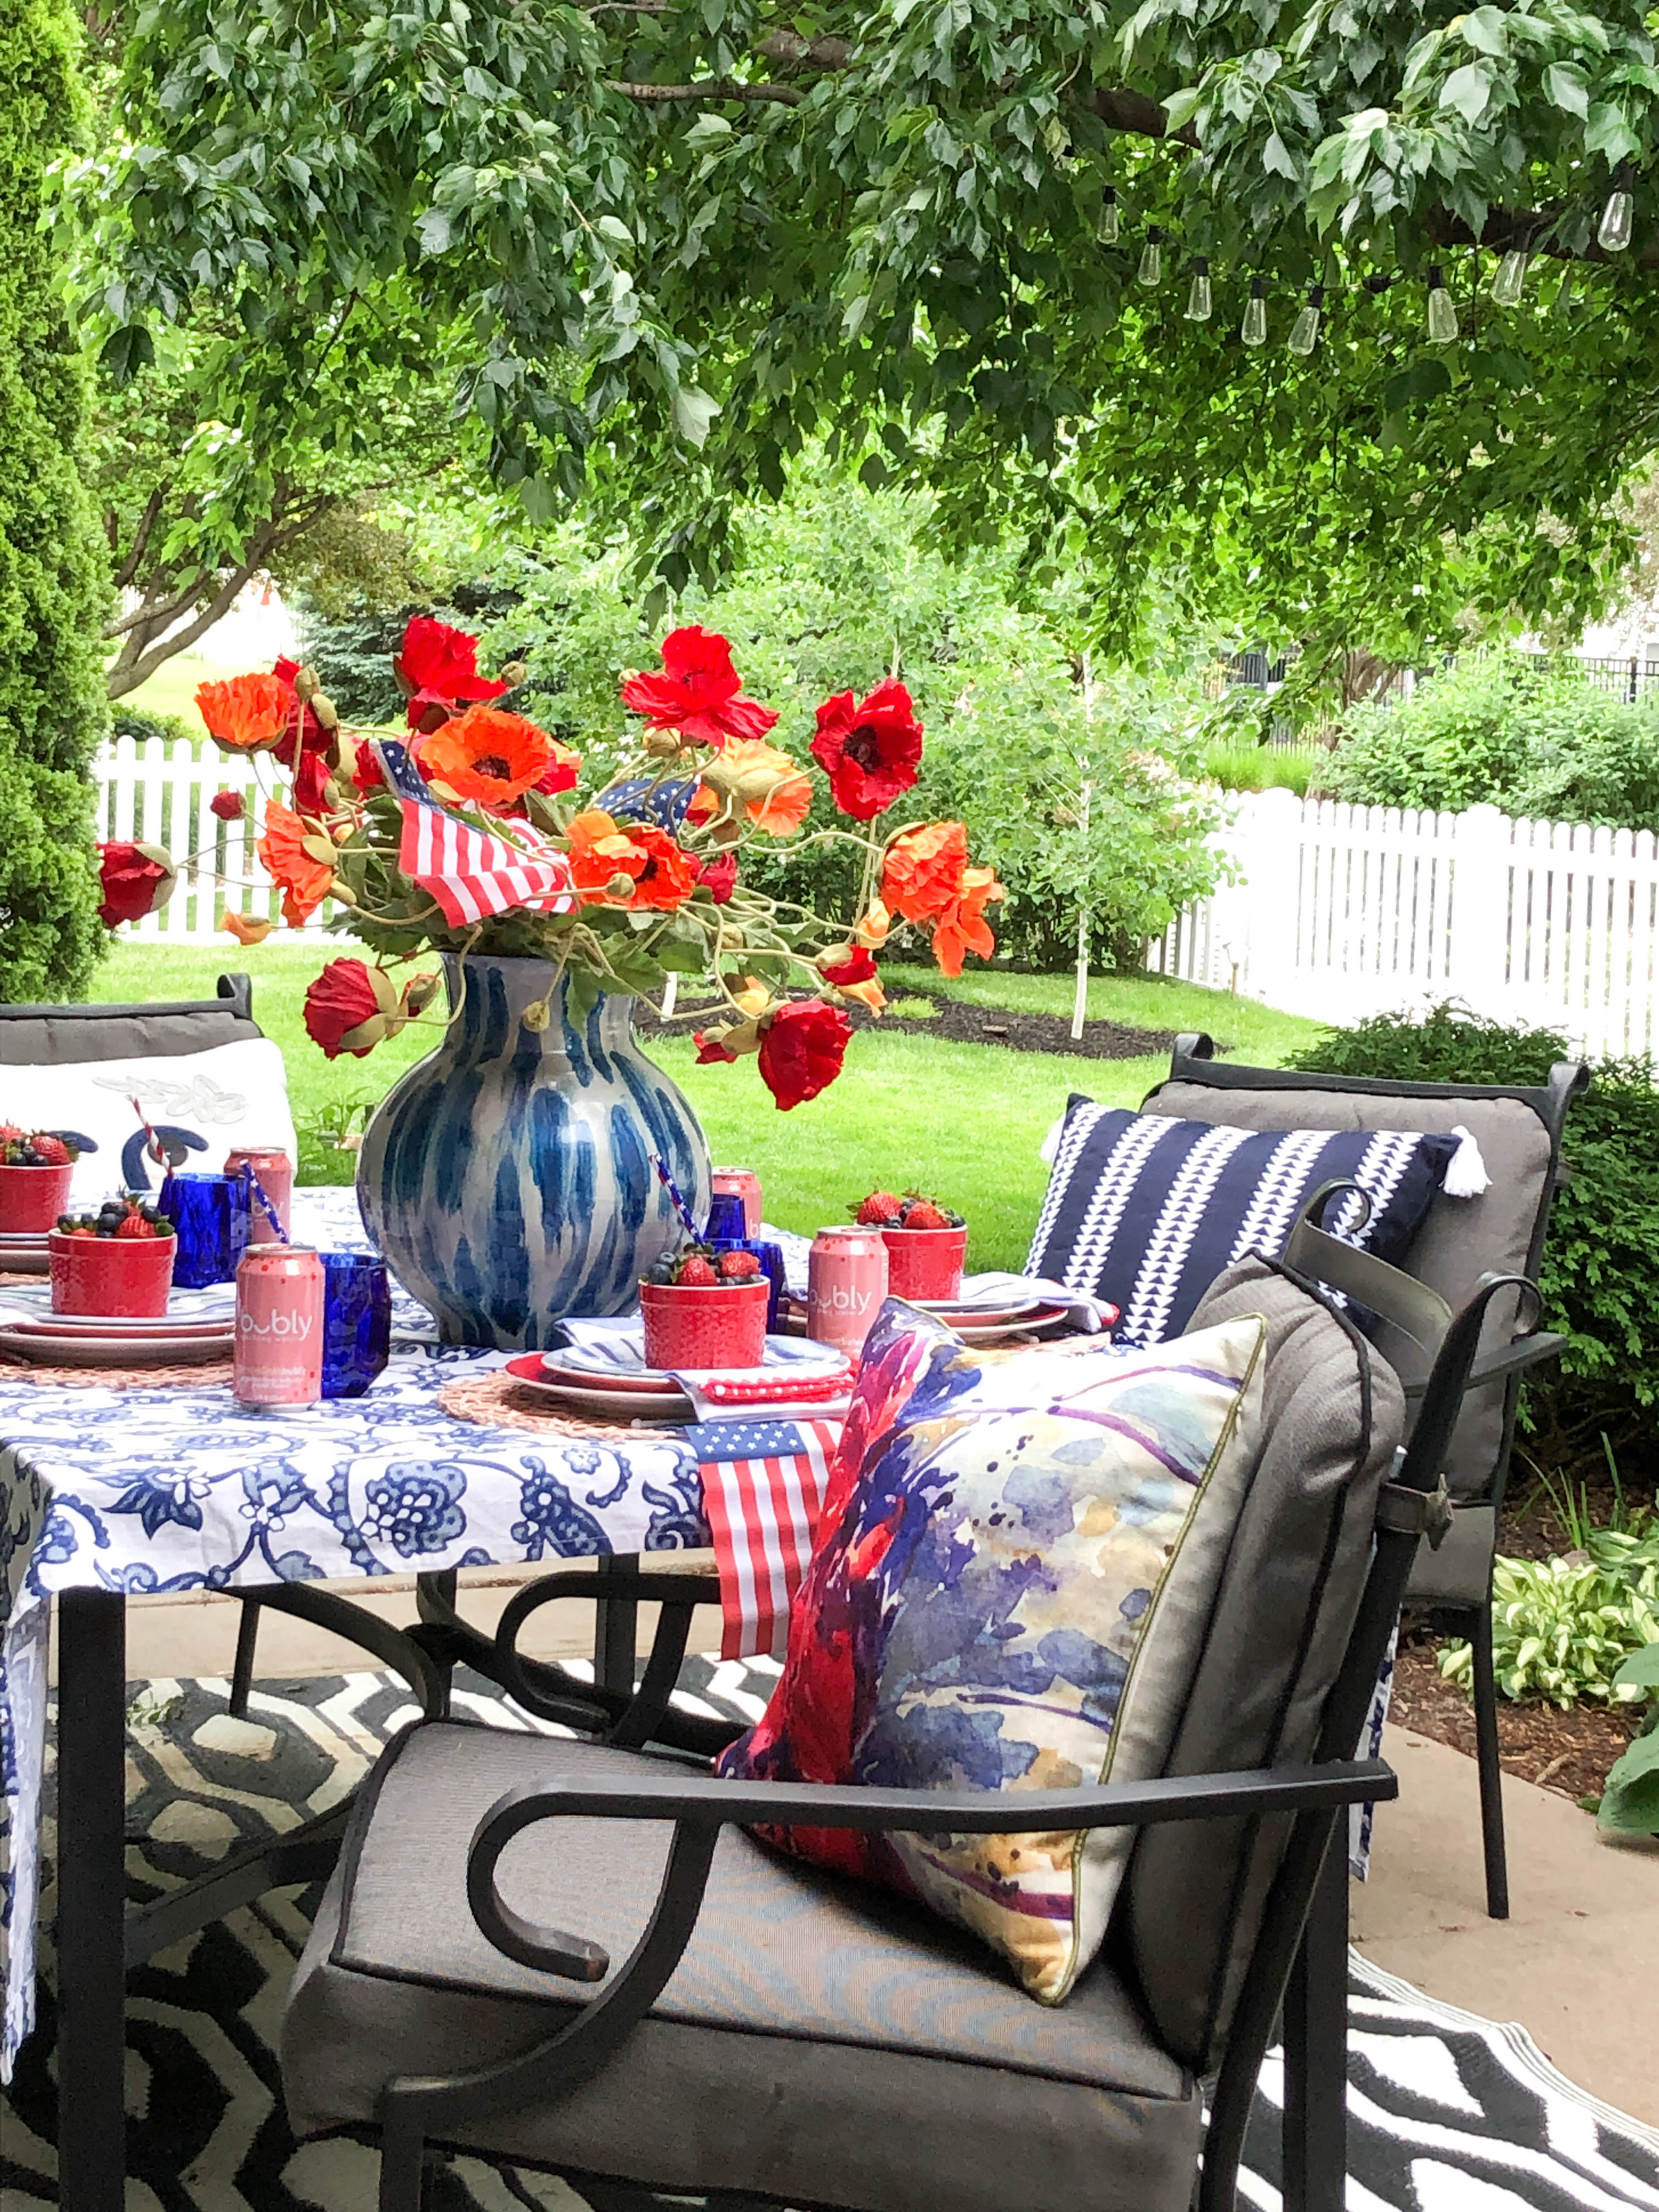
[1491,239,1530,307]
[1185,255,1212,320]
[1240,278,1267,347]
[1599,176,1634,253]
[1098,187,1120,245]
[1287,284,1323,356]
[1137,226,1163,287]
[1425,266,1459,343]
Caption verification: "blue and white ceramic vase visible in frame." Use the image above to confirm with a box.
[357,953,710,1347]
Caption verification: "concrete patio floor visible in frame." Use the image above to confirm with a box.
[116,1575,1655,2128]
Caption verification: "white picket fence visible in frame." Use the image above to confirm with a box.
[97,736,340,940]
[1148,786,1659,1059]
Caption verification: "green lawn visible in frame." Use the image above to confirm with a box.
[115,652,246,735]
[89,943,1324,1270]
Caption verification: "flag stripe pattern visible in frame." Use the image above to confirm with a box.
[685,1417,840,1658]
[1027,1103,1460,1348]
[373,738,575,928]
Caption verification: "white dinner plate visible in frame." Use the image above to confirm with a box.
[0,1282,235,1331]
[0,1328,234,1368]
[503,1356,691,1421]
[552,1333,847,1382]
[950,1304,1074,1344]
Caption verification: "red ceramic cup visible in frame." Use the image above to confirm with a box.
[640,1278,770,1370]
[0,1162,75,1234]
[882,1224,969,1302]
[49,1231,176,1318]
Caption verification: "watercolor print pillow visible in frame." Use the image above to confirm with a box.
[719,1299,1266,2003]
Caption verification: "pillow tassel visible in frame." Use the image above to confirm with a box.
[1443,1125,1491,1199]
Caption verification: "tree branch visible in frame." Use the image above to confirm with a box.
[112,482,171,590]
[106,556,272,699]
[609,76,802,104]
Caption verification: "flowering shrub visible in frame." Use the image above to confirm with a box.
[187,616,1002,1110]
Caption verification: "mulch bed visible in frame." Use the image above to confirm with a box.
[1389,1634,1641,1803]
[639,985,1178,1063]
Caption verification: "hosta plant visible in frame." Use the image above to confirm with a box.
[1598,1644,1659,1836]
[1441,1538,1659,1709]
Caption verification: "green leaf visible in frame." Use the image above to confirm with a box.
[1543,62,1590,120]
[1383,358,1453,410]
[1459,9,1509,57]
[683,113,733,154]
[1584,102,1640,162]
[414,207,453,255]
[1263,131,1300,179]
[100,323,155,384]
[595,215,633,247]
[1614,1641,1659,1690]
[671,385,719,448]
[1598,1725,1659,1833]
[1439,62,1493,125]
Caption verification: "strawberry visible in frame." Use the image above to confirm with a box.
[676,1253,718,1286]
[115,1211,157,1238]
[29,1134,71,1167]
[856,1191,902,1225]
[903,1201,950,1229]
[717,1249,762,1279]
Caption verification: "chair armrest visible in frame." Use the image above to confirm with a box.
[1400,1328,1567,1402]
[464,1756,1396,1984]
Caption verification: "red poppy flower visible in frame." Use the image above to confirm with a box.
[881,821,969,922]
[208,789,245,822]
[352,740,384,795]
[757,1001,853,1111]
[97,842,176,928]
[395,616,509,731]
[566,811,697,911]
[533,741,583,797]
[810,679,924,820]
[258,800,335,927]
[930,865,1006,978]
[414,706,554,807]
[620,626,779,748]
[699,851,738,905]
[694,1029,741,1065]
[271,656,331,812]
[196,673,294,753]
[302,960,383,1059]
[819,947,877,988]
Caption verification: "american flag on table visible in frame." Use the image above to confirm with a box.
[684,1416,842,1659]
[371,737,575,928]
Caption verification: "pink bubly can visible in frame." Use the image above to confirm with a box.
[225,1148,294,1242]
[807,1225,889,1359]
[710,1165,763,1237]
[235,1243,325,1407]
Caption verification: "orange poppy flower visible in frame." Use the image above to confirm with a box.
[881,821,969,922]
[701,738,813,836]
[257,800,335,927]
[196,673,294,753]
[930,865,1005,978]
[566,810,697,911]
[415,704,554,806]
[221,910,273,945]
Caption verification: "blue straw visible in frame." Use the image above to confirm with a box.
[651,1153,700,1241]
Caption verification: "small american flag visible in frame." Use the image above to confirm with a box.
[685,1417,840,1659]
[371,738,575,929]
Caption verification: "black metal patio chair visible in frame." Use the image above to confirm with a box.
[1139,1035,1587,1919]
[276,1241,1525,2212]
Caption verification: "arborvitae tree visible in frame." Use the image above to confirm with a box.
[0,0,108,1002]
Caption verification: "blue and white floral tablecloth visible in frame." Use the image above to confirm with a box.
[0,1190,810,2074]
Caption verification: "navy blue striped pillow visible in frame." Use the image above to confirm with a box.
[1026,1101,1459,1348]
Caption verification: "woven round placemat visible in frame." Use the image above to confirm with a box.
[0,1352,234,1390]
[438,1369,679,1441]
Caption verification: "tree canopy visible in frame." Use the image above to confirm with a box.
[69,0,1659,679]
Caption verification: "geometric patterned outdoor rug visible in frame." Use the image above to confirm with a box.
[2,1666,1657,2212]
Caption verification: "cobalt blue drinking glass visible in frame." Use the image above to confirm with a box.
[704,1191,748,1242]
[159,1172,253,1288]
[709,1237,787,1331]
[321,1251,392,1398]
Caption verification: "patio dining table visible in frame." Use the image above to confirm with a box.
[0,1188,808,2212]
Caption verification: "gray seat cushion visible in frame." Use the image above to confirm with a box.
[1120,1256,1404,2073]
[281,1725,1200,2212]
[1143,1082,1552,1503]
[0,978,261,1064]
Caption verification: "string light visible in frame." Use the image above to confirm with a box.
[1287,283,1323,356]
[1136,225,1164,287]
[1425,264,1459,343]
[1240,276,1267,347]
[1490,226,1531,308]
[1598,166,1634,253]
[1184,255,1212,320]
[1097,187,1120,245]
